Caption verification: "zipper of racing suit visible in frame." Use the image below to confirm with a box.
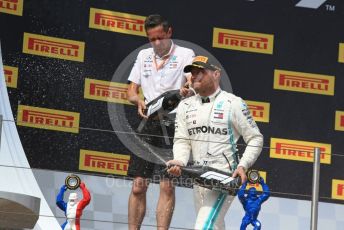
[206,90,239,172]
[205,90,234,171]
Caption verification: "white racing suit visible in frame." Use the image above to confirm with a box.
[173,89,263,230]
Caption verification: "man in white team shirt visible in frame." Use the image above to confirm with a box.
[167,56,263,230]
[127,14,195,230]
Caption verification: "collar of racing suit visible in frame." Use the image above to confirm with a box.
[196,87,222,104]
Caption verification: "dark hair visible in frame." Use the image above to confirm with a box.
[144,14,171,32]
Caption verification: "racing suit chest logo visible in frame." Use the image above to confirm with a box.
[188,126,228,136]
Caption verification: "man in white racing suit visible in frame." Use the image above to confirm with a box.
[167,55,263,230]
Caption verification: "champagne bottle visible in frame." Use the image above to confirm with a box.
[145,89,182,118]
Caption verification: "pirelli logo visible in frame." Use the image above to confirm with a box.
[17,105,80,133]
[246,171,266,192]
[339,43,344,63]
[270,138,331,164]
[193,56,208,63]
[212,27,274,54]
[89,8,146,37]
[4,65,18,88]
[335,111,344,131]
[245,100,270,123]
[23,33,85,62]
[0,0,23,16]
[332,179,344,200]
[274,69,335,96]
[84,78,143,104]
[79,149,130,175]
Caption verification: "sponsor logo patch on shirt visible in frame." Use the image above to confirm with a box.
[214,112,224,119]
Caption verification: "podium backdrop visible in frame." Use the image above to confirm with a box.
[0,0,344,204]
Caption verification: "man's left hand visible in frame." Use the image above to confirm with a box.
[166,160,184,177]
[232,166,247,184]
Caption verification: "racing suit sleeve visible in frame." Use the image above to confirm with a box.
[173,102,191,166]
[232,98,263,170]
[56,185,67,212]
[128,50,142,85]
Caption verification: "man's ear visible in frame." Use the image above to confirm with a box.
[167,27,172,38]
[214,70,221,81]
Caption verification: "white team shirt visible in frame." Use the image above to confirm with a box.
[128,41,195,103]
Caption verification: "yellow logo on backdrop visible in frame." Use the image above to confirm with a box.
[89,8,146,37]
[17,105,80,133]
[79,149,130,175]
[335,111,344,131]
[332,179,344,200]
[270,138,331,164]
[0,0,23,16]
[245,100,270,123]
[213,27,274,54]
[23,33,85,62]
[84,78,143,105]
[274,69,334,96]
[339,43,344,63]
[4,65,18,88]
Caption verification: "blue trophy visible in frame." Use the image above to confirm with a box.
[238,170,270,230]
